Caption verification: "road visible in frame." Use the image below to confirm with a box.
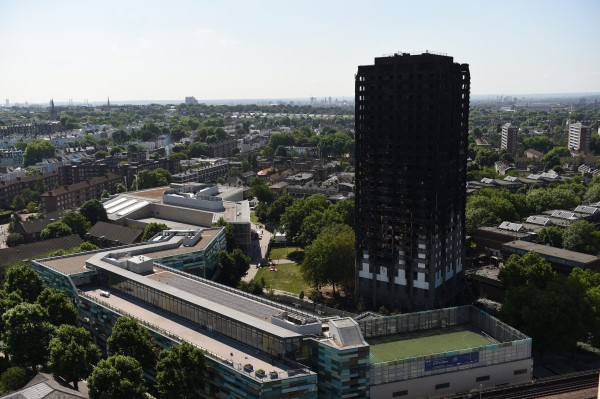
[243,223,272,282]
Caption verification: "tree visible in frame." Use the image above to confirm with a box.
[36,288,78,327]
[2,303,54,368]
[537,226,564,248]
[169,152,188,161]
[25,201,39,213]
[40,221,73,240]
[248,177,276,203]
[79,241,100,252]
[5,233,24,247]
[112,129,129,144]
[155,343,206,399]
[498,253,556,289]
[186,142,207,158]
[87,355,146,399]
[48,325,101,389]
[569,268,600,347]
[562,220,600,255]
[275,145,287,157]
[526,187,580,214]
[95,150,109,160]
[264,193,294,225]
[231,248,250,280]
[0,367,26,393]
[11,194,28,211]
[219,250,247,286]
[301,224,355,294]
[0,291,23,333]
[80,199,108,225]
[500,275,587,353]
[136,168,171,189]
[298,199,355,246]
[141,222,168,241]
[4,263,43,303]
[583,183,600,203]
[522,135,554,153]
[110,146,125,156]
[107,317,157,370]
[280,194,330,242]
[213,217,235,252]
[61,211,91,238]
[23,140,56,167]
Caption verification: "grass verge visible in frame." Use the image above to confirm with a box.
[254,262,311,295]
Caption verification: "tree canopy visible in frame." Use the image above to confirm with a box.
[48,325,101,389]
[23,140,56,167]
[219,249,250,286]
[156,342,206,399]
[301,224,355,294]
[87,355,146,399]
[136,168,171,190]
[61,211,91,238]
[40,221,73,240]
[141,222,168,241]
[498,252,556,289]
[248,177,276,203]
[79,199,108,225]
[562,220,600,255]
[498,253,600,353]
[2,303,54,368]
[214,218,235,252]
[107,317,157,370]
[280,194,330,242]
[36,288,78,327]
[4,264,43,303]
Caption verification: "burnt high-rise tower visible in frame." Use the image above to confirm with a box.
[355,52,470,311]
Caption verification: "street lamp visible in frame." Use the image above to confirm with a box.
[479,383,483,399]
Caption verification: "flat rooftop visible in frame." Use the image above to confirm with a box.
[41,230,221,276]
[147,269,281,322]
[502,240,599,264]
[367,324,497,364]
[38,235,314,339]
[80,287,310,381]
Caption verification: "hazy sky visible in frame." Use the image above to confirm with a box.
[1,0,599,104]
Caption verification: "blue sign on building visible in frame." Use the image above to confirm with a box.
[424,352,479,371]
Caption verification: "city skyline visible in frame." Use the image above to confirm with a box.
[1,0,599,104]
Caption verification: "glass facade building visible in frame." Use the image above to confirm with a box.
[31,229,530,399]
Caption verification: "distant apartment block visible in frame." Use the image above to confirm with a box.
[0,172,62,209]
[185,96,199,105]
[0,122,61,136]
[501,123,518,155]
[40,173,123,213]
[206,138,237,158]
[171,159,236,184]
[61,157,180,188]
[568,122,590,153]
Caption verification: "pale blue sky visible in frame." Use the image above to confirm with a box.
[1,0,599,104]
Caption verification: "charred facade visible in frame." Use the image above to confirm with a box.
[355,53,470,311]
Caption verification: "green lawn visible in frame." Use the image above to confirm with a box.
[254,263,311,295]
[269,247,303,260]
[250,212,260,225]
[368,325,496,363]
